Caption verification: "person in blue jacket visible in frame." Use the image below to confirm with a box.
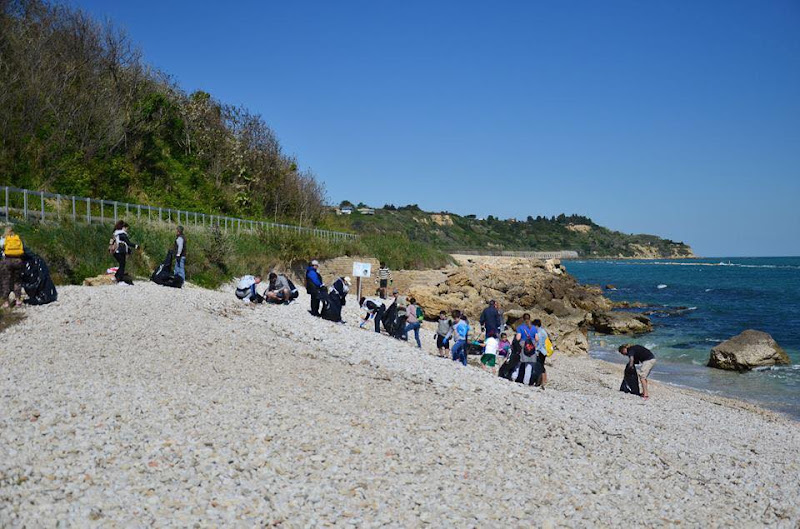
[305,259,324,316]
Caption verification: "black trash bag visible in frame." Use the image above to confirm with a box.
[322,294,343,322]
[286,279,300,300]
[498,349,521,380]
[150,250,184,288]
[381,302,398,335]
[466,341,484,356]
[620,364,641,395]
[20,252,58,305]
[510,361,543,386]
[393,315,408,339]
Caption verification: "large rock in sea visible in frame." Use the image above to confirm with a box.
[591,311,653,335]
[708,330,791,372]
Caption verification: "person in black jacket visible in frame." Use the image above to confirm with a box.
[479,300,503,339]
[619,344,657,399]
[111,220,138,285]
[322,276,350,323]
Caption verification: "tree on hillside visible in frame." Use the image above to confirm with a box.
[0,0,326,223]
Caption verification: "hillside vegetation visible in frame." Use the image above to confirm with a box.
[326,205,694,258]
[0,0,324,226]
[13,220,452,288]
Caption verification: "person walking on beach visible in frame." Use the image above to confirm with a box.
[110,221,138,285]
[619,344,656,399]
[305,259,324,316]
[404,297,422,348]
[451,311,470,366]
[533,319,549,388]
[173,225,186,282]
[436,311,453,357]
[376,262,392,299]
[479,300,502,339]
[1,227,25,307]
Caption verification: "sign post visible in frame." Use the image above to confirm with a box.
[352,262,372,301]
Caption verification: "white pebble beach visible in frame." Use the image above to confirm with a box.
[1,283,799,526]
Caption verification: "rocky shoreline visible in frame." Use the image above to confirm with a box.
[1,281,799,525]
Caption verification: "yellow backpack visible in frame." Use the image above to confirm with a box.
[545,337,554,356]
[4,234,23,257]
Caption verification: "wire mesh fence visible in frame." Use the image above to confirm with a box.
[1,186,358,241]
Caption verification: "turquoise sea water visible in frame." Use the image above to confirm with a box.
[564,257,800,420]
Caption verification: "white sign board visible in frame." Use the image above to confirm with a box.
[352,262,372,278]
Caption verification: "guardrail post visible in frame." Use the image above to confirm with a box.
[113,201,118,223]
[100,200,104,224]
[86,198,91,224]
[56,194,60,220]
[23,189,28,220]
[40,191,45,221]
[137,204,141,219]
[126,203,130,216]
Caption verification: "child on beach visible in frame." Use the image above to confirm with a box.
[498,333,511,357]
[481,333,498,372]
[451,312,470,366]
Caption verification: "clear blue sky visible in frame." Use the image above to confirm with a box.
[74,0,799,256]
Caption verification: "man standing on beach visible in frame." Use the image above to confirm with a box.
[376,262,392,299]
[479,300,502,339]
[305,260,324,316]
[173,225,186,282]
[619,344,656,399]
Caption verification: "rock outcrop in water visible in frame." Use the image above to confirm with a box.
[590,311,653,335]
[708,330,791,372]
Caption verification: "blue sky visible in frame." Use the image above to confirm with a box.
[74,0,799,256]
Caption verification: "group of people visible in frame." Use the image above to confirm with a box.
[110,221,186,286]
[304,260,352,323]
[235,272,300,305]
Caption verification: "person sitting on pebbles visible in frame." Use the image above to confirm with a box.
[619,344,656,399]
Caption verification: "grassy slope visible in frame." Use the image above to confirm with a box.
[322,208,694,258]
[13,221,452,288]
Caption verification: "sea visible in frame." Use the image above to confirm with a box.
[564,257,800,420]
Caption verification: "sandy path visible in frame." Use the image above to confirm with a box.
[1,283,798,526]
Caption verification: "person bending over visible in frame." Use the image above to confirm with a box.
[619,344,656,399]
[359,296,385,332]
[235,275,264,303]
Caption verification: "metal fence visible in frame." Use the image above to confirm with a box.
[0,186,358,241]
